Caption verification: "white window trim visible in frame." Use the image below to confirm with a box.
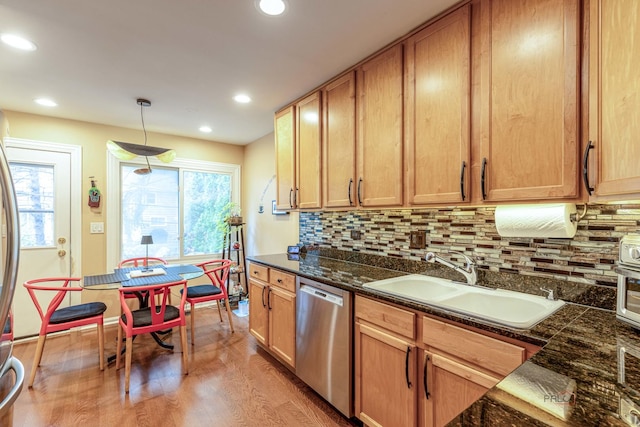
[106,151,241,270]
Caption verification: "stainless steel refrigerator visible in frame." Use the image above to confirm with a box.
[0,142,24,424]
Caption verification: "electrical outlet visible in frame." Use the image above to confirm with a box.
[350,230,362,240]
[409,230,426,249]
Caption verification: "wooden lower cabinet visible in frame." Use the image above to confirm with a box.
[355,322,417,427]
[355,296,537,427]
[422,352,499,427]
[248,263,296,369]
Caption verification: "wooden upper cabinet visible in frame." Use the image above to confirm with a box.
[296,91,322,209]
[405,5,471,205]
[323,72,357,208]
[478,0,580,202]
[589,0,640,199]
[275,106,296,210]
[357,44,404,207]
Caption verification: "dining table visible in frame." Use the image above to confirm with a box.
[82,263,204,363]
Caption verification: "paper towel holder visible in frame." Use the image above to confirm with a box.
[570,204,587,223]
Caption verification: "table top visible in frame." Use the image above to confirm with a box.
[82,264,204,290]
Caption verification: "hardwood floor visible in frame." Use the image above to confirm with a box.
[11,305,358,427]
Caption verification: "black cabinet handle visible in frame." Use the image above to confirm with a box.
[261,286,266,308]
[357,178,363,206]
[583,141,594,196]
[267,288,272,310]
[481,158,487,200]
[289,188,293,208]
[405,347,412,389]
[348,179,353,206]
[277,279,283,283]
[460,161,466,201]
[423,355,430,399]
[295,187,299,208]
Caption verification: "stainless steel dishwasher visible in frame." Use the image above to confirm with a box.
[296,277,352,418]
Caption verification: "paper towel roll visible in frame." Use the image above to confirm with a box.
[495,203,577,238]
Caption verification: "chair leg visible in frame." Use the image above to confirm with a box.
[116,325,123,370]
[124,336,133,393]
[28,335,46,388]
[224,298,235,333]
[180,325,188,375]
[97,322,105,371]
[216,300,223,322]
[190,303,196,346]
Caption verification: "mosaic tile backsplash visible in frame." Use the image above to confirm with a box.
[299,204,640,309]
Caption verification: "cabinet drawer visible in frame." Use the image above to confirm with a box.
[422,316,525,377]
[355,296,415,340]
[270,269,296,293]
[248,263,269,282]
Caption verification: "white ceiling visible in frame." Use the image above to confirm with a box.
[0,0,460,145]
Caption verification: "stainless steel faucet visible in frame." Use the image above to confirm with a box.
[540,287,555,300]
[425,251,477,286]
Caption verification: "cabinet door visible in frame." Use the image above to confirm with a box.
[423,353,497,427]
[405,5,471,205]
[248,279,268,346]
[355,322,417,427]
[478,0,579,201]
[589,0,640,198]
[323,72,357,208]
[357,44,404,207]
[296,91,322,209]
[268,286,296,368]
[275,106,296,210]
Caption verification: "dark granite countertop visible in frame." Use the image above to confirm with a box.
[247,253,640,426]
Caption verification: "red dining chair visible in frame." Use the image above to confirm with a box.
[23,277,107,388]
[115,279,189,393]
[118,257,169,306]
[183,259,234,345]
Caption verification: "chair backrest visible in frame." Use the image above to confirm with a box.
[195,259,232,295]
[23,278,83,322]
[118,257,168,268]
[118,280,188,336]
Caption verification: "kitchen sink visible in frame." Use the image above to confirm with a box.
[362,274,462,302]
[363,274,565,329]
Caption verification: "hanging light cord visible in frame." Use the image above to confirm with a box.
[140,102,148,146]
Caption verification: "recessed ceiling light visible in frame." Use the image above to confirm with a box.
[257,0,287,16]
[1,33,37,51]
[34,98,57,107]
[233,94,252,104]
[199,126,212,133]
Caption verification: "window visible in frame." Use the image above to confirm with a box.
[9,162,55,248]
[108,155,240,266]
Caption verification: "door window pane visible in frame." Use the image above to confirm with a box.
[10,163,55,248]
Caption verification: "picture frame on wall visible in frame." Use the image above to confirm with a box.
[272,200,289,216]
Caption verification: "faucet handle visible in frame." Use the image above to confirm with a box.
[540,287,554,300]
[425,252,436,263]
[450,251,475,267]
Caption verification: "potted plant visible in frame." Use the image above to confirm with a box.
[216,202,242,245]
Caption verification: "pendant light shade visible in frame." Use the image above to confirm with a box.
[106,98,176,171]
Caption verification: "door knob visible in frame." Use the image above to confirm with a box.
[58,237,66,245]
[58,249,66,257]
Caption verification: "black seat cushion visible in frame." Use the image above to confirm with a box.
[181,284,222,299]
[50,302,107,324]
[121,305,180,327]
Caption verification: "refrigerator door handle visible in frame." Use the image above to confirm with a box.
[0,357,24,414]
[0,143,20,336]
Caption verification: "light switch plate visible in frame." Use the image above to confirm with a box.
[90,222,104,234]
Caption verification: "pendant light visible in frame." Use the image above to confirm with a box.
[106,98,176,174]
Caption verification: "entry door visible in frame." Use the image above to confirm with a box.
[7,146,72,338]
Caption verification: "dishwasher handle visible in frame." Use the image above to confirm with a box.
[299,284,344,307]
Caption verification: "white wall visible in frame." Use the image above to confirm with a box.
[243,132,299,256]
